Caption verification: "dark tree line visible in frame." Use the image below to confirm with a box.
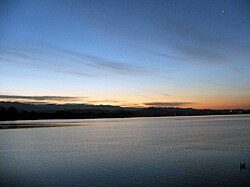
[0,106,37,120]
[0,106,134,121]
[0,106,249,121]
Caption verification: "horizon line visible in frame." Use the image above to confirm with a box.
[0,101,249,111]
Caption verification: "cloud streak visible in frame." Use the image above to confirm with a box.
[165,20,250,51]
[0,95,87,102]
[162,20,250,65]
[175,45,230,65]
[57,47,145,75]
[0,44,145,77]
[0,47,94,78]
[87,99,125,103]
[144,102,194,107]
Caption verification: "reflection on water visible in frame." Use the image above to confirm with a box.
[1,115,250,186]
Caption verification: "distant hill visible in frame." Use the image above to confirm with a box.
[0,101,125,112]
[0,101,249,121]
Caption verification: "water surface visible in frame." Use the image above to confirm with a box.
[1,115,250,186]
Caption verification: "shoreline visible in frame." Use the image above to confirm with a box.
[1,113,250,130]
[0,124,84,130]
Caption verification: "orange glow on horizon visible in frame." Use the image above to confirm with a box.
[1,94,250,110]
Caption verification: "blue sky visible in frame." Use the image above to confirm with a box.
[0,0,250,109]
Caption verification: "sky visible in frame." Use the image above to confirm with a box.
[0,0,250,109]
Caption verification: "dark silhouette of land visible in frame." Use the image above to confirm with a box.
[0,102,249,123]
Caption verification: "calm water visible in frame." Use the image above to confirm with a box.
[1,115,250,186]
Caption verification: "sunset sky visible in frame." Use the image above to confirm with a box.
[0,0,250,109]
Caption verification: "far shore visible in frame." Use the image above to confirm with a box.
[0,124,84,129]
[1,113,250,130]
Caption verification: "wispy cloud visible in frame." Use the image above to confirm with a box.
[0,44,145,77]
[145,49,187,62]
[162,20,250,65]
[162,93,170,97]
[165,21,250,51]
[63,70,96,78]
[56,47,145,75]
[144,102,194,107]
[154,52,187,61]
[141,47,187,61]
[175,45,230,65]
[0,46,94,78]
[87,59,138,74]
[0,94,87,102]
[87,99,125,103]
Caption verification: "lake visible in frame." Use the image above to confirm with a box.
[1,115,250,186]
